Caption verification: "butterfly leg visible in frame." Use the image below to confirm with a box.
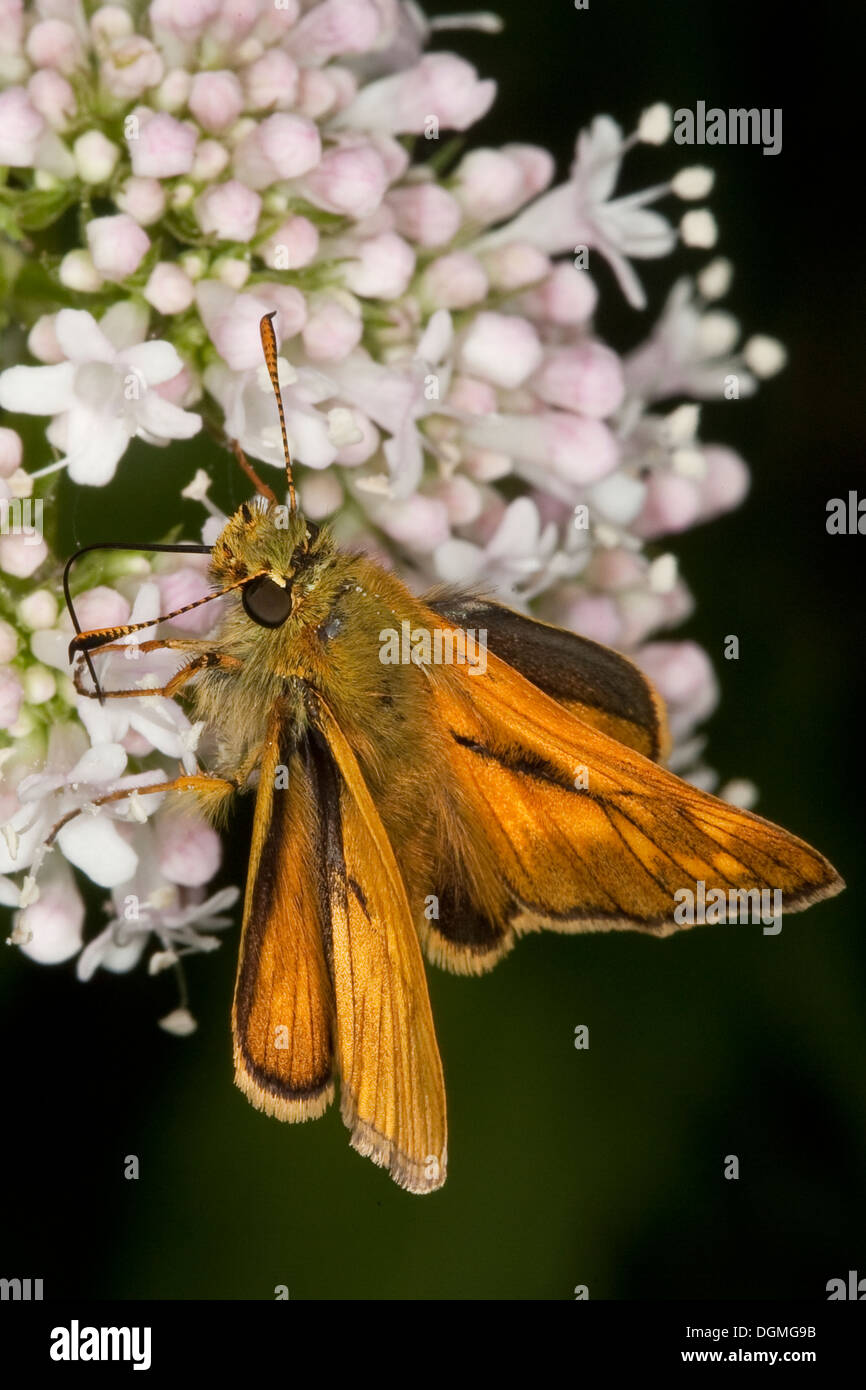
[73,642,243,700]
[44,771,240,850]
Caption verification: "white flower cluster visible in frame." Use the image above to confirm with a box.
[0,0,780,997]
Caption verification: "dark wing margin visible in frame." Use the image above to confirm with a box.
[426,592,669,761]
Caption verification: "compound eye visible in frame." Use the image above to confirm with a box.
[242,575,293,628]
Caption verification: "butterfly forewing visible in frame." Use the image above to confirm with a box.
[232,706,335,1121]
[428,638,842,936]
[311,698,448,1195]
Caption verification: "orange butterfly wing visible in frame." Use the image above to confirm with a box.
[311,697,448,1194]
[232,707,335,1122]
[423,627,842,946]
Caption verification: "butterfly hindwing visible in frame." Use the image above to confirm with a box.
[426,593,669,760]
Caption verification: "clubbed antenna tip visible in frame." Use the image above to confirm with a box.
[259,312,297,514]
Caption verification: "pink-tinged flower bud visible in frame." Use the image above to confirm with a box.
[261,215,318,271]
[89,6,134,47]
[462,447,512,481]
[158,566,214,633]
[234,112,321,188]
[588,546,646,591]
[258,111,322,178]
[377,495,450,552]
[502,142,556,200]
[154,67,191,111]
[208,0,258,48]
[385,183,461,247]
[334,410,379,465]
[74,129,119,183]
[562,594,622,646]
[27,68,76,129]
[144,261,195,314]
[18,867,85,964]
[129,111,197,178]
[115,175,166,225]
[58,249,103,292]
[533,342,625,419]
[429,475,482,526]
[0,426,23,476]
[369,133,409,183]
[155,813,221,886]
[335,53,495,134]
[422,251,488,309]
[252,0,300,44]
[303,142,388,219]
[196,179,261,242]
[100,35,163,100]
[155,362,199,407]
[481,241,549,291]
[697,445,749,519]
[342,233,415,300]
[288,0,381,62]
[633,472,701,538]
[0,0,24,56]
[242,49,298,111]
[197,284,260,369]
[189,69,243,134]
[86,213,150,281]
[326,65,358,113]
[295,66,340,120]
[254,284,307,339]
[638,641,717,724]
[299,471,344,519]
[546,413,620,484]
[0,88,44,166]
[454,148,524,224]
[302,296,362,362]
[25,19,82,74]
[27,313,63,363]
[75,584,131,632]
[148,0,221,38]
[0,618,17,663]
[213,255,249,289]
[192,138,229,181]
[459,311,542,388]
[521,262,598,323]
[0,532,48,578]
[447,375,498,415]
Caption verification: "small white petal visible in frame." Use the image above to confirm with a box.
[0,362,75,415]
[68,742,128,785]
[136,392,201,440]
[743,335,787,377]
[697,257,733,301]
[65,410,130,485]
[648,553,678,594]
[57,815,138,887]
[680,208,718,248]
[158,1007,197,1036]
[671,166,715,199]
[121,340,184,386]
[54,309,115,364]
[638,102,673,144]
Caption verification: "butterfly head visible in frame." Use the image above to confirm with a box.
[211,499,333,629]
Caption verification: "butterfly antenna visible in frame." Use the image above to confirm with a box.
[259,311,296,514]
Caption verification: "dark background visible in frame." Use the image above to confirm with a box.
[1,0,863,1300]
